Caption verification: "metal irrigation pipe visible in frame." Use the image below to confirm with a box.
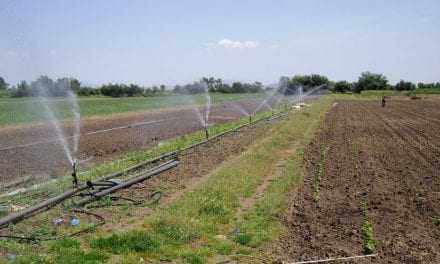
[0,160,178,228]
[0,187,86,228]
[75,160,179,206]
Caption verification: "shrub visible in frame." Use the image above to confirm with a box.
[233,233,252,246]
[181,252,205,264]
[332,81,352,93]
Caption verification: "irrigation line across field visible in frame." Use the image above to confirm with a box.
[0,160,179,227]
[0,108,290,227]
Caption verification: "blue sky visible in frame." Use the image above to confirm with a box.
[0,0,439,86]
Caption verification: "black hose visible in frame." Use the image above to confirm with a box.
[0,208,105,242]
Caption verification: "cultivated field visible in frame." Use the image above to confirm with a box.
[0,93,264,126]
[273,98,440,263]
[0,95,269,190]
[0,95,328,263]
[2,95,439,263]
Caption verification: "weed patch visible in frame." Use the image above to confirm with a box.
[152,217,200,244]
[90,231,160,254]
[361,209,377,254]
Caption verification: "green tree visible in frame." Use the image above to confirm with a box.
[332,81,352,93]
[11,80,31,97]
[202,77,216,92]
[278,76,290,93]
[160,85,166,93]
[70,78,81,91]
[353,72,388,93]
[394,80,415,91]
[0,77,9,90]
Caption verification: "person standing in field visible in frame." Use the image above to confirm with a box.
[382,96,386,107]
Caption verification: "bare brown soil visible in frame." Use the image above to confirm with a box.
[274,99,440,263]
[0,99,266,188]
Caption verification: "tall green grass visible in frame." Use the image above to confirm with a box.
[359,89,440,97]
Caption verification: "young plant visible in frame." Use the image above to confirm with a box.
[361,208,377,254]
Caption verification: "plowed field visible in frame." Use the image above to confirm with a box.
[276,99,440,263]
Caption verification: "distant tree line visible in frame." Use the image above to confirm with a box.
[172,78,264,94]
[10,76,82,97]
[278,74,330,95]
[1,73,439,98]
[1,76,169,98]
[330,72,440,93]
[1,75,266,98]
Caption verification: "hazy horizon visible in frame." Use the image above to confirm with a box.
[1,0,439,86]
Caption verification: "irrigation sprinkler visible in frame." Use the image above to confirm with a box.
[204,125,209,140]
[71,160,79,187]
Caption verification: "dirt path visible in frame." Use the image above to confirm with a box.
[272,99,440,263]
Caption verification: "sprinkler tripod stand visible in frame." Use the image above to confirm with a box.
[72,160,79,187]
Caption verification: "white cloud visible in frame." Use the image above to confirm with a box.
[217,38,259,49]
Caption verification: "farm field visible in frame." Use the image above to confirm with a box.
[0,96,331,263]
[272,98,440,263]
[2,96,439,263]
[0,97,273,189]
[0,93,264,126]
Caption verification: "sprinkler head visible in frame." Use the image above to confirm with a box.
[71,160,79,187]
[204,127,209,140]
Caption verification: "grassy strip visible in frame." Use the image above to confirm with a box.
[0,93,265,126]
[335,89,440,98]
[406,88,440,95]
[0,97,333,263]
[232,97,333,251]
